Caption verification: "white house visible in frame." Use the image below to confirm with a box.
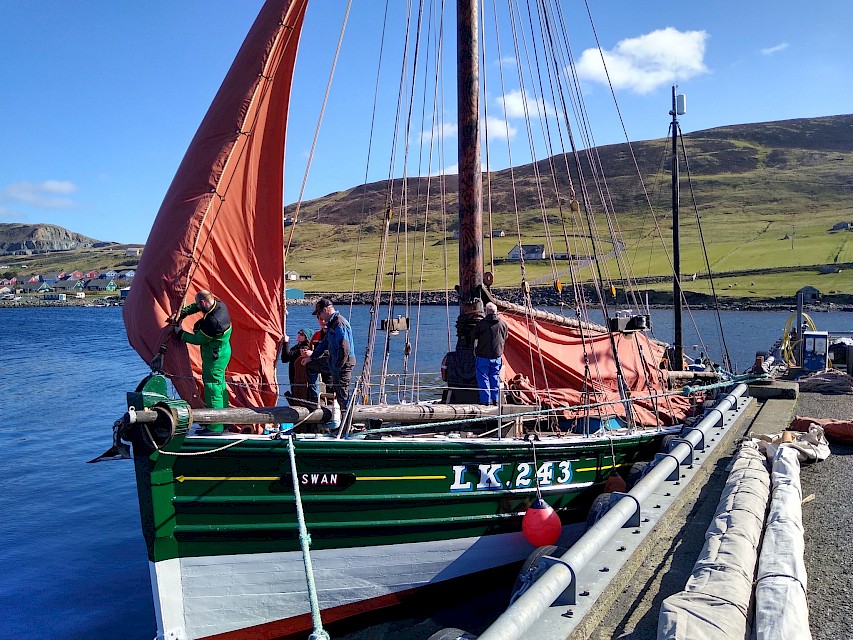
[507,244,546,260]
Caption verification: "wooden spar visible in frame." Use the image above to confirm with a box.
[456,0,483,318]
[492,297,671,348]
[355,402,534,423]
[494,298,608,333]
[133,403,538,426]
[666,370,721,382]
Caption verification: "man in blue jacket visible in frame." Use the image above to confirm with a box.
[300,297,356,411]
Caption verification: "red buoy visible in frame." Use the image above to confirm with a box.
[522,498,562,546]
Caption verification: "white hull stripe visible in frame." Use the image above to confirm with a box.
[152,530,544,639]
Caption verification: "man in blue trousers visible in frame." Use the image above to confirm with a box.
[473,302,508,405]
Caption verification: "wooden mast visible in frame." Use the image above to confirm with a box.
[456,0,483,321]
[442,0,483,403]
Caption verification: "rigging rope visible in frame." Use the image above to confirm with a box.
[679,132,734,371]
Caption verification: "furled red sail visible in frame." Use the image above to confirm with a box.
[124,0,309,409]
[501,314,691,426]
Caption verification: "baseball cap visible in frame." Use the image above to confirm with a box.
[312,297,333,316]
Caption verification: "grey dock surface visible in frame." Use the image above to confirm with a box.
[583,383,852,640]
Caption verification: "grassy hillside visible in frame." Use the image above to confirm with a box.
[3,115,852,301]
[282,115,853,298]
[1,247,139,278]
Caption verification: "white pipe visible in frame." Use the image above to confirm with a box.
[477,385,748,640]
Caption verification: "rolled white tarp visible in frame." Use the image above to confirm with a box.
[658,444,770,639]
[753,445,811,640]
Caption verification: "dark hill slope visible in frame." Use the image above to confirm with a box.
[287,114,853,228]
[0,223,107,254]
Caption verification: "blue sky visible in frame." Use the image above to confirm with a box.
[2,0,852,244]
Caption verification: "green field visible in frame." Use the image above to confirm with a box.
[281,207,851,299]
[3,206,850,301]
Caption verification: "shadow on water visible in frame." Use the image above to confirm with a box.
[308,564,520,640]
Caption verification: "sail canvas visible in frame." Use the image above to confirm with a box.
[124,0,309,408]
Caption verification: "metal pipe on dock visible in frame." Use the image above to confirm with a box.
[477,384,748,640]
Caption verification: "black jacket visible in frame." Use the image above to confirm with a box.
[473,313,508,359]
[179,299,232,338]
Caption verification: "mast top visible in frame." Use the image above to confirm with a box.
[670,85,686,117]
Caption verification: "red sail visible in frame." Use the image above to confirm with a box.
[501,314,691,426]
[123,0,309,409]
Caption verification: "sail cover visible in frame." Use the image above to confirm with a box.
[501,314,692,426]
[124,0,309,409]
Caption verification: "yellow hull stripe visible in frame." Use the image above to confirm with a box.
[575,462,632,472]
[356,475,446,481]
[176,476,279,482]
[176,475,446,483]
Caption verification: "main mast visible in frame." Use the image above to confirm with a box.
[456,0,483,322]
[441,0,484,403]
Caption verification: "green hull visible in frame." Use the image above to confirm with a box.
[127,375,671,565]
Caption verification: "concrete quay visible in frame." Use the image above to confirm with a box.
[582,380,851,640]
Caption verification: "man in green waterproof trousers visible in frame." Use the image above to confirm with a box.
[174,290,232,434]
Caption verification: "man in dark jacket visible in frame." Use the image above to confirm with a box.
[174,290,232,433]
[473,302,508,405]
[300,297,356,411]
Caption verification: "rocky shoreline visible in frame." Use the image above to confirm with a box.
[2,289,852,312]
[317,288,853,312]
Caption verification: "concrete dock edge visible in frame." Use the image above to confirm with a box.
[568,397,760,640]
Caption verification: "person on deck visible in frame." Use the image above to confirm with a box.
[307,315,330,403]
[174,290,232,434]
[299,297,356,411]
[473,302,508,405]
[281,328,313,401]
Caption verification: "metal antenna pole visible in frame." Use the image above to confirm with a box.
[670,85,684,371]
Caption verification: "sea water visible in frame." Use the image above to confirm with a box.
[1,306,850,639]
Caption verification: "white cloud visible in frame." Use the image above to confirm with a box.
[497,55,516,67]
[1,180,79,209]
[419,121,458,144]
[761,43,788,56]
[484,115,517,140]
[430,163,491,177]
[575,27,708,94]
[432,163,458,176]
[499,89,556,119]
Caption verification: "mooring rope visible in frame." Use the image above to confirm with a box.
[286,435,330,640]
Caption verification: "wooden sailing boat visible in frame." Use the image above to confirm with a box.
[109,1,724,638]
